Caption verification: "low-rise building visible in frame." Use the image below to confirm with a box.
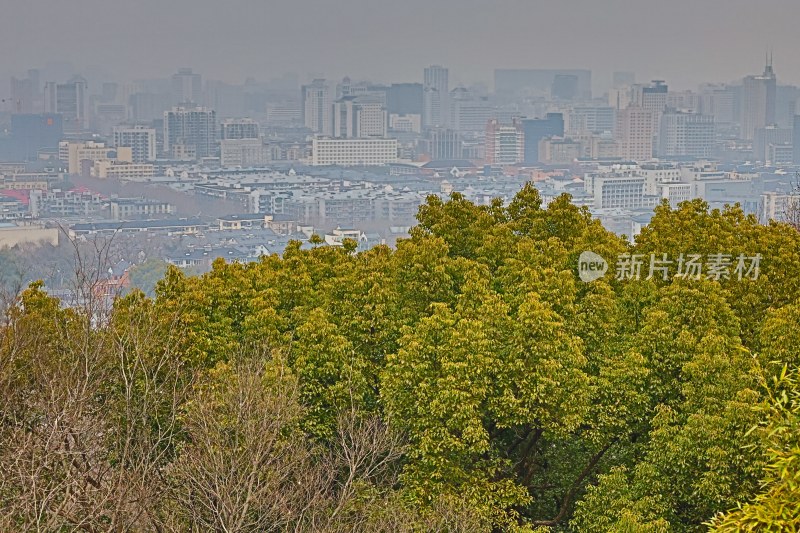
[30,188,105,217]
[93,160,155,180]
[69,218,208,238]
[109,197,174,220]
[0,191,30,220]
[0,221,59,247]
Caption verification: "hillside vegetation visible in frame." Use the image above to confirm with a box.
[1,186,799,531]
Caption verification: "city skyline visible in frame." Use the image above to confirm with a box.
[1,0,798,92]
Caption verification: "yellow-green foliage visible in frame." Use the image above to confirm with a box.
[2,192,800,530]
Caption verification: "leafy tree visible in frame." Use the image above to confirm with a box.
[709,366,800,531]
[128,258,174,296]
[3,187,800,531]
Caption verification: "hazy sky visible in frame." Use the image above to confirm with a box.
[2,0,798,92]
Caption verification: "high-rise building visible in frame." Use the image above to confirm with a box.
[301,79,333,135]
[423,65,449,129]
[389,114,422,134]
[632,80,668,143]
[10,113,63,160]
[485,118,525,165]
[793,115,800,164]
[206,81,246,118]
[220,118,260,140]
[163,106,218,159]
[753,125,792,163]
[10,77,34,113]
[609,86,634,110]
[658,110,715,159]
[43,76,88,132]
[775,85,799,129]
[333,96,387,138]
[354,99,387,138]
[128,92,173,123]
[27,68,40,94]
[171,68,202,104]
[613,71,636,88]
[667,90,700,112]
[615,106,655,161]
[335,77,388,102]
[566,106,616,135]
[220,139,270,167]
[551,74,579,101]
[699,84,737,125]
[741,59,777,141]
[494,69,592,100]
[113,125,157,163]
[632,80,669,113]
[449,88,496,134]
[62,140,116,175]
[429,128,461,160]
[265,102,302,126]
[538,136,584,164]
[387,83,423,116]
[521,113,564,164]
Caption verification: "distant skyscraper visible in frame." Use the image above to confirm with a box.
[43,76,88,133]
[793,115,800,164]
[775,85,799,129]
[521,113,564,164]
[10,77,34,113]
[206,80,246,118]
[632,80,669,112]
[698,84,736,124]
[220,118,260,140]
[753,125,792,163]
[423,65,449,129]
[741,58,777,141]
[613,71,636,88]
[10,113,63,160]
[387,83,423,115]
[449,88,496,134]
[494,69,591,100]
[333,96,387,138]
[630,81,667,148]
[27,69,41,98]
[113,125,157,163]
[301,79,333,136]
[608,86,634,110]
[615,106,655,161]
[566,106,616,135]
[171,68,202,104]
[429,128,461,160]
[163,106,217,159]
[129,92,173,123]
[551,74,579,101]
[658,110,715,159]
[485,118,525,165]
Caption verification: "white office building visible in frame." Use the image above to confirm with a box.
[592,175,647,209]
[113,125,156,163]
[220,118,260,140]
[164,106,218,159]
[220,138,271,167]
[312,138,398,166]
[302,79,333,136]
[333,97,387,138]
[423,65,449,129]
